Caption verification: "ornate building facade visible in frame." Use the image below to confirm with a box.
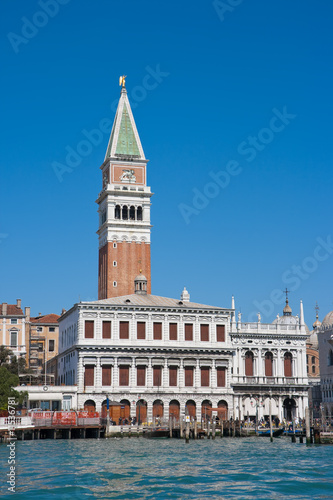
[231,299,309,421]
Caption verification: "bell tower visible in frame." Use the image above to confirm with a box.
[97,77,152,299]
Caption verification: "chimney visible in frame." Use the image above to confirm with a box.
[25,307,30,321]
[17,298,21,309]
[38,312,42,317]
[2,303,7,316]
[180,287,190,303]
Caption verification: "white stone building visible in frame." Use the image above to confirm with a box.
[57,279,234,423]
[231,298,309,421]
[56,281,309,422]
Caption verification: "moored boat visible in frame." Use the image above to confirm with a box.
[142,427,170,438]
[256,427,284,437]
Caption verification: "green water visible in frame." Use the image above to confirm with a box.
[0,437,332,499]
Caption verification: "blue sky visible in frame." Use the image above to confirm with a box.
[1,0,332,325]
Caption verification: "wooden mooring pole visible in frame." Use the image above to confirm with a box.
[180,418,184,439]
[269,399,273,442]
[185,421,190,443]
[305,407,311,444]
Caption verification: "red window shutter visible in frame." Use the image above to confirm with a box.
[169,366,177,386]
[169,323,177,341]
[201,367,210,387]
[136,321,146,340]
[245,352,253,376]
[102,366,111,386]
[119,321,129,339]
[217,367,226,387]
[84,365,94,386]
[102,321,111,339]
[200,324,209,342]
[137,366,146,386]
[265,353,273,377]
[185,324,193,341]
[153,322,162,340]
[119,366,129,385]
[153,366,162,386]
[85,321,94,339]
[216,325,225,342]
[184,367,193,387]
[284,353,292,377]
[137,322,146,340]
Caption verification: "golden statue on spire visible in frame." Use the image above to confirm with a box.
[119,75,127,88]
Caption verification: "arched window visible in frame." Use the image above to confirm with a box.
[129,206,135,220]
[265,351,273,377]
[115,205,120,219]
[284,352,292,377]
[122,206,128,220]
[137,206,142,221]
[245,351,254,376]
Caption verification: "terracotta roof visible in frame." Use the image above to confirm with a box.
[30,314,60,324]
[0,304,24,316]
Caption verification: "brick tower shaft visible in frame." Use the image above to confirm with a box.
[97,79,152,299]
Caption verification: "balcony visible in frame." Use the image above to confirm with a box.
[232,375,307,386]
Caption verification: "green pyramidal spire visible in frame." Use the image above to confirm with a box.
[105,83,145,161]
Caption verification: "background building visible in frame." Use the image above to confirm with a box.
[306,304,321,417]
[29,313,60,380]
[318,310,333,416]
[0,299,29,360]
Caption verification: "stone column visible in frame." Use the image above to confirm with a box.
[95,357,101,390]
[147,401,152,424]
[147,314,152,341]
[211,359,216,389]
[131,358,136,388]
[297,349,303,382]
[298,396,303,419]
[78,356,84,392]
[179,359,184,389]
[238,349,242,381]
[96,312,101,341]
[278,396,283,421]
[195,359,200,388]
[277,352,282,383]
[292,353,297,378]
[113,357,119,387]
[258,349,263,382]
[163,358,168,388]
[147,358,153,388]
[195,316,199,343]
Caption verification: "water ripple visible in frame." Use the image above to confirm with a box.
[0,437,333,499]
